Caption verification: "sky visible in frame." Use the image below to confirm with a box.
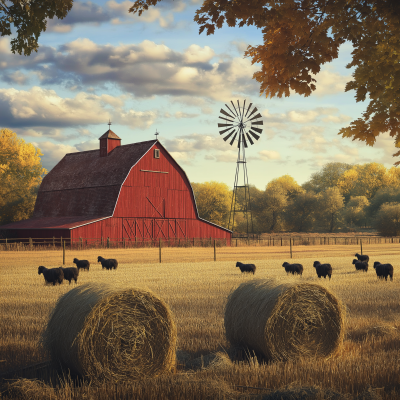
[1,0,398,190]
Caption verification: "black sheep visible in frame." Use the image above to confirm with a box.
[38,266,64,286]
[352,259,368,272]
[61,267,79,284]
[282,262,303,276]
[98,256,118,270]
[313,261,332,280]
[373,261,394,281]
[236,261,256,275]
[355,253,369,263]
[73,258,90,271]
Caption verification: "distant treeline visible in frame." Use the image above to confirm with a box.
[191,162,400,236]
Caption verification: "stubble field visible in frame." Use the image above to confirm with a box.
[1,244,400,399]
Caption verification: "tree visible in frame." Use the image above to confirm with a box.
[374,202,400,236]
[266,175,303,201]
[191,181,231,227]
[131,0,400,157]
[343,196,370,228]
[367,186,400,218]
[0,0,73,55]
[0,128,46,226]
[284,191,319,232]
[315,187,344,232]
[336,163,391,201]
[302,163,353,193]
[255,186,287,232]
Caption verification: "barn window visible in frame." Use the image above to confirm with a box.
[154,149,160,159]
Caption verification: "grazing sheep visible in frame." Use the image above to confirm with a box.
[282,262,303,276]
[373,261,394,281]
[38,266,64,286]
[313,261,332,280]
[61,267,79,284]
[73,258,90,271]
[355,253,369,263]
[98,256,118,270]
[236,261,256,275]
[352,259,368,272]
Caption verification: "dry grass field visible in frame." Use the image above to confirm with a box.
[1,244,400,399]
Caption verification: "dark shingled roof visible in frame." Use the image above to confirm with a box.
[33,140,157,218]
[99,129,121,140]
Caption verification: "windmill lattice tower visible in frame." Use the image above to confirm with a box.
[218,100,263,238]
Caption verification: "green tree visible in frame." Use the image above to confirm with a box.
[191,181,231,227]
[0,128,46,226]
[315,187,344,232]
[302,162,353,193]
[374,202,400,236]
[266,175,303,201]
[367,186,400,218]
[0,0,73,55]
[131,0,400,156]
[284,191,319,232]
[343,196,370,228]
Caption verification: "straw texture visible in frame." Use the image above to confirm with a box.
[41,283,177,382]
[224,279,345,361]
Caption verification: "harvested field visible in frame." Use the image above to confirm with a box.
[1,246,400,399]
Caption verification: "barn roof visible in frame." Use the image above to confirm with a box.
[99,129,121,140]
[33,140,157,218]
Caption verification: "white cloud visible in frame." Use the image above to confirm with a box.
[313,68,352,97]
[32,141,78,170]
[258,150,281,160]
[183,45,214,64]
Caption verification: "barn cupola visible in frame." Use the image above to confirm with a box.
[99,121,121,157]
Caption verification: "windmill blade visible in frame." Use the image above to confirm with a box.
[248,113,263,121]
[242,99,246,119]
[245,102,253,117]
[223,129,236,141]
[248,130,260,140]
[237,100,243,120]
[242,133,248,148]
[219,115,235,123]
[245,132,254,145]
[231,100,240,118]
[219,127,235,135]
[218,123,234,128]
[229,132,238,146]
[251,127,263,134]
[220,108,235,120]
[251,120,263,125]
[225,103,236,117]
[247,106,258,119]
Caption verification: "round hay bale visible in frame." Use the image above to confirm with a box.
[224,279,345,361]
[41,283,177,382]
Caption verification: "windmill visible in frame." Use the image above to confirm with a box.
[218,100,263,237]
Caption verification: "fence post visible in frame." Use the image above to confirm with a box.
[107,237,110,249]
[360,239,363,255]
[29,237,33,251]
[214,239,216,261]
[290,238,293,259]
[159,238,162,263]
[62,239,65,265]
[193,237,195,247]
[281,237,283,246]
[123,238,126,248]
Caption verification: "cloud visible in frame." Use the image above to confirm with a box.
[0,38,258,100]
[313,68,352,97]
[32,141,78,170]
[258,150,281,160]
[0,86,157,131]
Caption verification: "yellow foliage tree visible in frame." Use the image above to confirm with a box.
[0,129,47,226]
[191,181,231,228]
[266,175,303,200]
[337,163,391,201]
[130,0,400,158]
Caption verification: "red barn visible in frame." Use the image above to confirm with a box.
[1,130,231,244]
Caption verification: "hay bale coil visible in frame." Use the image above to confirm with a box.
[224,279,345,361]
[41,283,177,382]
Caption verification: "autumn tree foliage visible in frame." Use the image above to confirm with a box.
[375,202,400,236]
[0,0,73,55]
[0,129,46,226]
[191,181,231,227]
[131,0,400,157]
